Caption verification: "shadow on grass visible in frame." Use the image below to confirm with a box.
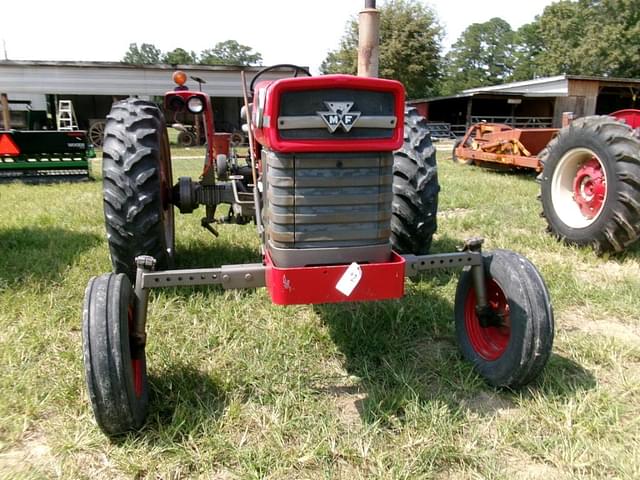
[139,364,227,440]
[0,227,101,284]
[175,238,260,269]
[315,281,595,426]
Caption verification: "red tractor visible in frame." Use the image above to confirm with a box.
[82,2,554,436]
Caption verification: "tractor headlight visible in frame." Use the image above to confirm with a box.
[187,96,204,114]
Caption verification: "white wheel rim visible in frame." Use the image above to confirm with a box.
[550,148,607,229]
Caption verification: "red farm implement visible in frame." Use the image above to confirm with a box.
[453,110,640,254]
[81,1,554,436]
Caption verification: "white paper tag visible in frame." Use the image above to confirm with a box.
[335,262,362,296]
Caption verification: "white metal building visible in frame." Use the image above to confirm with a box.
[0,60,297,134]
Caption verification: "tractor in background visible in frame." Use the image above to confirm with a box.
[82,0,554,436]
[453,110,640,254]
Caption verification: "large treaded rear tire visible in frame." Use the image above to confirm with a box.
[103,98,175,280]
[540,115,640,253]
[391,107,440,254]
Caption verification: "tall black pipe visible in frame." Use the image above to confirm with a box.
[365,0,376,8]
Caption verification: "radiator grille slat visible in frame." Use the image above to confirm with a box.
[263,150,393,263]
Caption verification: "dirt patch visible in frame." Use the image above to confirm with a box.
[462,391,518,417]
[560,308,640,346]
[440,208,472,219]
[512,462,565,480]
[0,431,54,478]
[504,450,566,480]
[328,385,366,428]
[574,259,640,285]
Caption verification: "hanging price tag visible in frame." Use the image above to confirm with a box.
[335,262,362,296]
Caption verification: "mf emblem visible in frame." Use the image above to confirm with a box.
[318,101,361,133]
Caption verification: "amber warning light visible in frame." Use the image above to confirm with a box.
[172,71,188,91]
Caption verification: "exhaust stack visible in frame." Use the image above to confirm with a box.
[357,0,380,78]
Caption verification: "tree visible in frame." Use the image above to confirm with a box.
[321,0,443,99]
[513,0,640,79]
[199,40,262,66]
[122,43,162,64]
[510,21,544,81]
[440,18,515,96]
[162,48,198,65]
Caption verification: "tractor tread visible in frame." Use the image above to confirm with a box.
[540,115,640,253]
[391,107,440,255]
[102,98,174,280]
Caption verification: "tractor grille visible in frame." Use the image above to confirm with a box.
[263,149,393,267]
[277,89,396,140]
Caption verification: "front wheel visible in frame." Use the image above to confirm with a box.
[82,273,149,435]
[454,250,554,388]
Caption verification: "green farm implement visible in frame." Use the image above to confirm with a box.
[0,129,94,182]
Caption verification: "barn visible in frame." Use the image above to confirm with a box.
[0,60,295,145]
[408,75,640,137]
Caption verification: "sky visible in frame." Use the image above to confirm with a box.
[1,0,556,73]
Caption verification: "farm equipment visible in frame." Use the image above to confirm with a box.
[82,0,554,436]
[453,111,640,253]
[452,122,558,172]
[0,129,94,182]
[0,95,94,181]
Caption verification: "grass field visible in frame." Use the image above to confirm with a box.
[1,145,639,479]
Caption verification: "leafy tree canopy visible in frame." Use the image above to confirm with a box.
[321,0,443,99]
[162,48,198,65]
[440,17,515,96]
[522,0,640,79]
[122,43,162,64]
[122,40,262,67]
[200,40,263,66]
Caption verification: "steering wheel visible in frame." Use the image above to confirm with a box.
[249,64,312,95]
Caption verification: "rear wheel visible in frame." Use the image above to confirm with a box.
[391,107,440,254]
[82,273,149,435]
[454,250,554,388]
[103,98,175,281]
[540,116,640,253]
[88,120,106,148]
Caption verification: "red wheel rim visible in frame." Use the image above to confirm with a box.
[128,306,144,398]
[464,279,511,361]
[572,157,606,220]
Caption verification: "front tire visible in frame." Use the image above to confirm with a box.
[391,107,440,254]
[540,116,640,253]
[82,273,149,435]
[454,250,554,388]
[103,98,175,281]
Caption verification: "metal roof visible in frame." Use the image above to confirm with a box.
[462,75,568,97]
[409,74,640,104]
[0,60,304,97]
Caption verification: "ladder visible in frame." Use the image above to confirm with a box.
[56,100,78,131]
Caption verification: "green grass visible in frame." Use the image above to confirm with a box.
[1,145,639,479]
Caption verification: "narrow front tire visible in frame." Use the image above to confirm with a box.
[82,273,149,435]
[454,249,554,388]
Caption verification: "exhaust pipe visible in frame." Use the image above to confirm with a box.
[357,0,380,78]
